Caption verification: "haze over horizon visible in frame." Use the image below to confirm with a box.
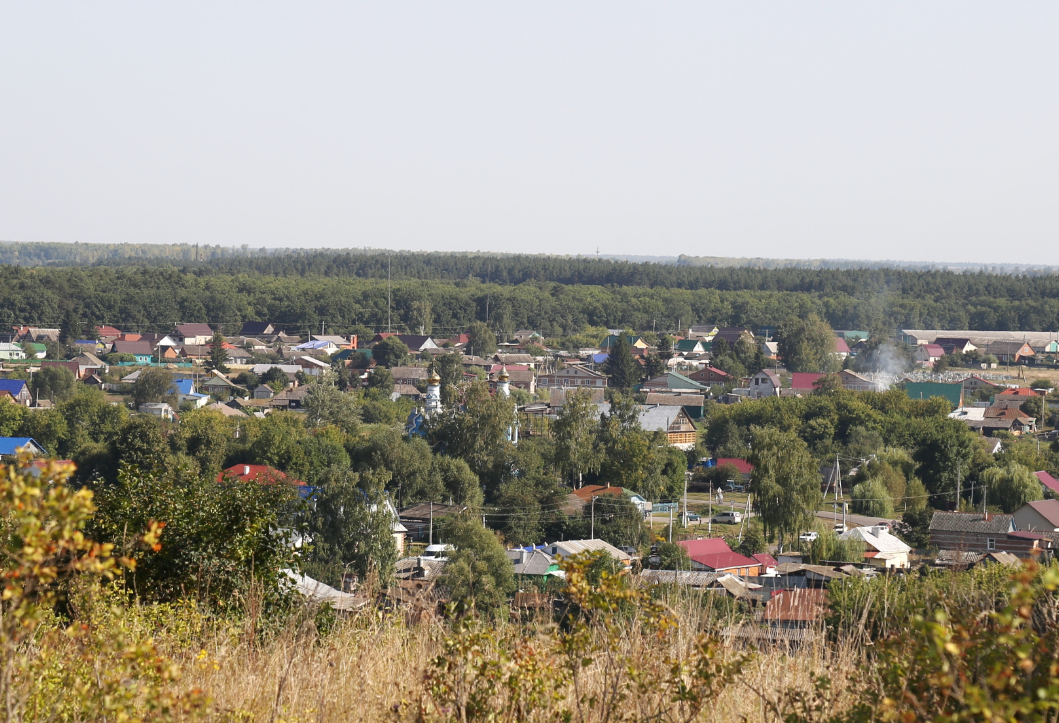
[1,3,1056,264]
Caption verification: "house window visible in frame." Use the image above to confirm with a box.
[987,538,996,551]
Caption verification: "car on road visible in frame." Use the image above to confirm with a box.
[724,483,745,493]
[711,511,743,525]
[685,512,701,522]
[798,531,819,542]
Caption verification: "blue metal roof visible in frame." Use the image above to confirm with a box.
[0,380,27,396]
[0,437,45,455]
[172,379,195,395]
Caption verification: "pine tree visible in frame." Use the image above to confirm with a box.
[603,335,640,390]
[207,332,229,373]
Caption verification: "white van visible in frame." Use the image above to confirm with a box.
[711,511,743,525]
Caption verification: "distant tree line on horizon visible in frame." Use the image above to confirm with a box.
[0,249,1057,336]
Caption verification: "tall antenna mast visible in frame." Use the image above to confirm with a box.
[387,254,392,333]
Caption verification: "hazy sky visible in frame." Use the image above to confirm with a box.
[1,3,1057,263]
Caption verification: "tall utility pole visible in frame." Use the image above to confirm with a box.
[387,254,392,333]
[668,504,673,543]
[590,496,597,539]
[428,502,433,546]
[682,471,689,528]
[956,461,962,511]
[708,488,713,535]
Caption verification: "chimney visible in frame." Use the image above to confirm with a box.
[243,465,250,475]
[984,512,992,522]
[520,549,528,564]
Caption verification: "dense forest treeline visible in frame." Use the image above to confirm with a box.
[5,240,1057,276]
[2,262,1059,335]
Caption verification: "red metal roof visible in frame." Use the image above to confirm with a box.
[689,551,760,572]
[790,373,824,390]
[678,538,733,557]
[1009,531,1049,542]
[218,464,304,487]
[489,364,529,373]
[715,458,754,475]
[922,344,945,357]
[1036,471,1059,495]
[998,387,1040,396]
[834,338,851,353]
[752,553,778,568]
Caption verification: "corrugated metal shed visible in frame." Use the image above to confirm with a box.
[763,589,828,623]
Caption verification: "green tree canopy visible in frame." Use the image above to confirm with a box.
[372,337,409,368]
[749,425,823,548]
[131,367,177,409]
[551,389,602,488]
[303,374,360,433]
[980,462,1041,513]
[437,515,515,617]
[89,464,297,608]
[777,313,839,373]
[428,381,515,495]
[653,541,691,571]
[850,476,894,518]
[466,321,497,358]
[206,332,229,373]
[581,494,651,551]
[303,467,398,590]
[365,367,394,394]
[30,365,77,403]
[260,366,291,392]
[602,335,640,390]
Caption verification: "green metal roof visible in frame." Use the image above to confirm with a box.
[905,382,963,409]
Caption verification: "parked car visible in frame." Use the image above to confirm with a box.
[798,531,819,542]
[724,483,745,493]
[685,512,701,522]
[833,523,848,534]
[619,546,640,557]
[711,511,743,525]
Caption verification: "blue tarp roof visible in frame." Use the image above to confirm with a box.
[295,340,331,350]
[590,353,609,363]
[0,437,45,455]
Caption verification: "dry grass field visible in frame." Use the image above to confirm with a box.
[164,595,857,723]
